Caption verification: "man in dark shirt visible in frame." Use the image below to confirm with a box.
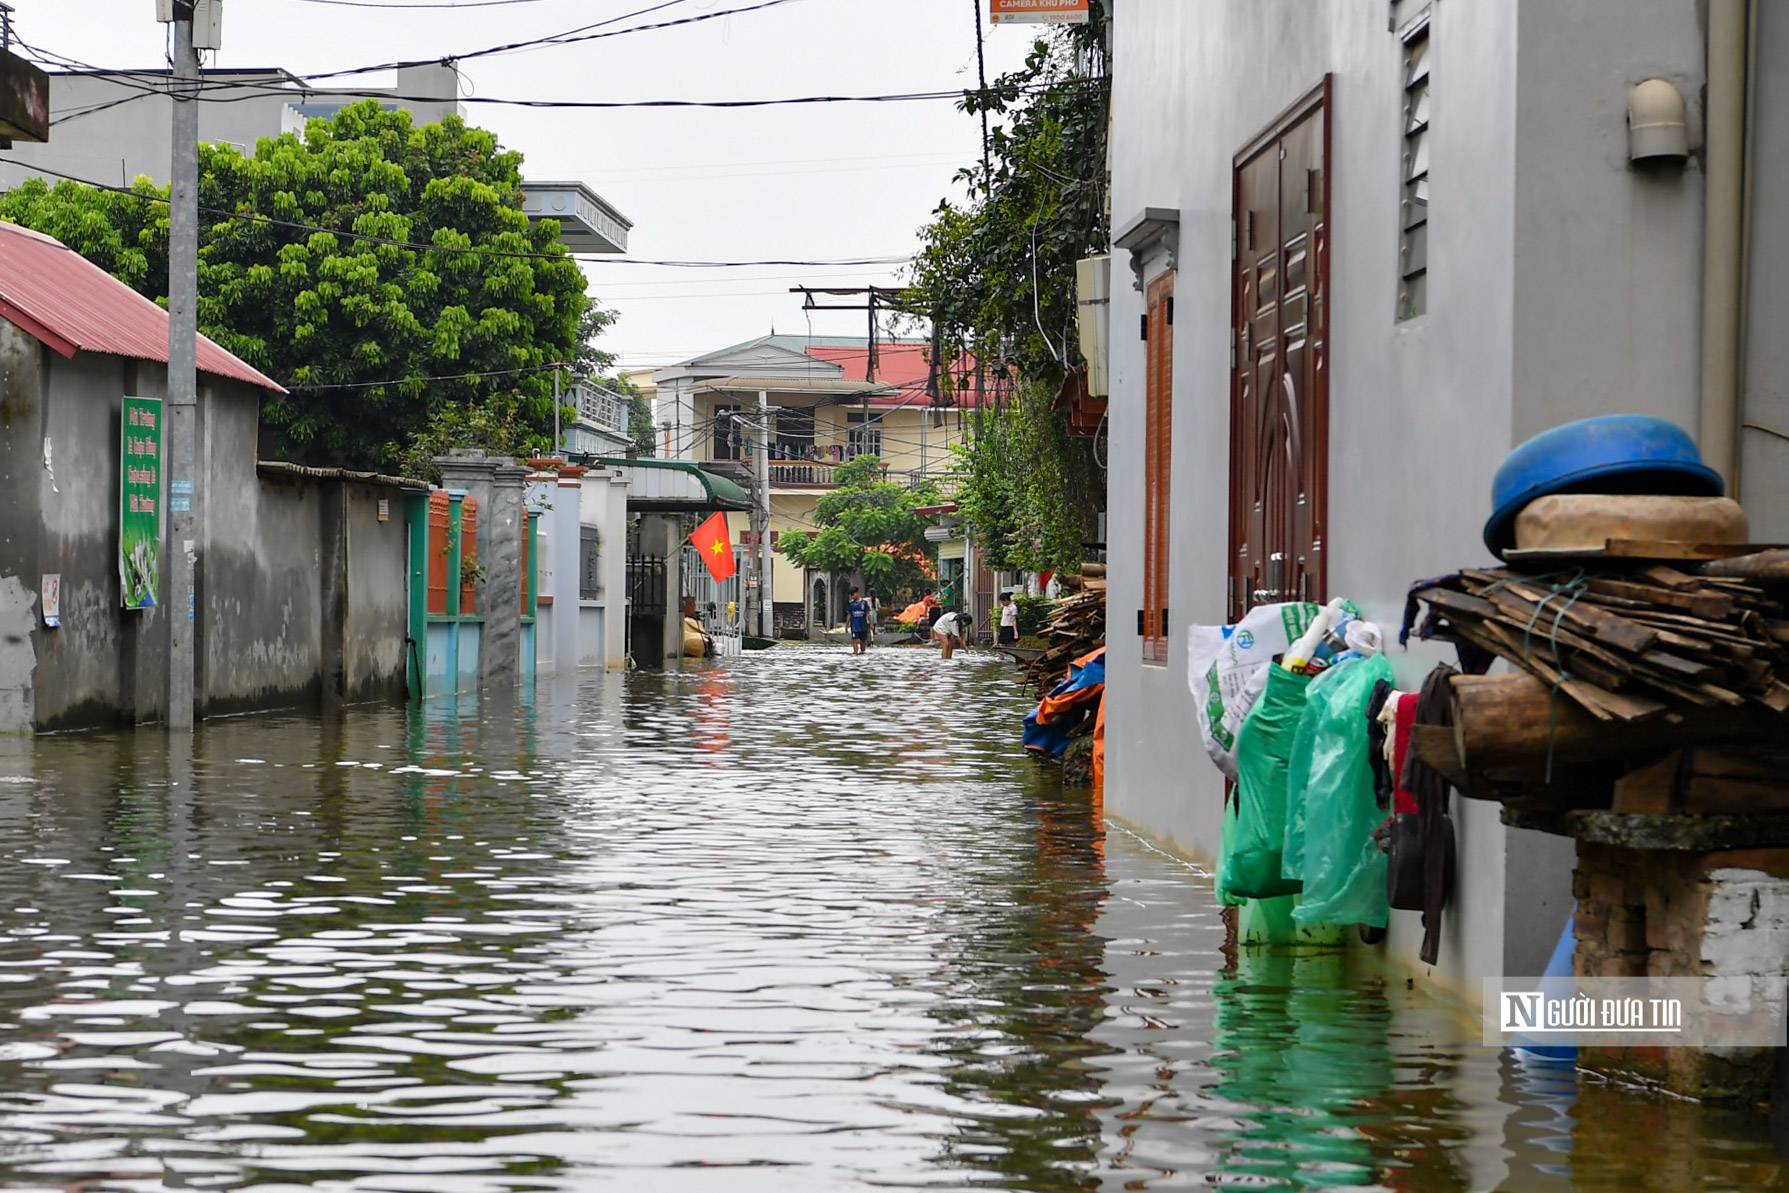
[846,587,873,655]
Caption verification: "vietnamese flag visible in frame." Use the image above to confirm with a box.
[689,512,737,583]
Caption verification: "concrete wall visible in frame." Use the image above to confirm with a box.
[1739,2,1789,539]
[1101,0,1746,997]
[0,326,412,731]
[339,487,410,702]
[3,330,173,730]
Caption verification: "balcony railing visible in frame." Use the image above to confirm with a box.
[572,382,629,436]
[767,460,866,487]
[762,461,967,493]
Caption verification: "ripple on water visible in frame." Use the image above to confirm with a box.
[0,648,1774,1190]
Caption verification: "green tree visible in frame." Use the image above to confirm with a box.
[781,455,941,600]
[906,15,1109,574]
[0,100,592,472]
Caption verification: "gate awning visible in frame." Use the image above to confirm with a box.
[596,458,753,513]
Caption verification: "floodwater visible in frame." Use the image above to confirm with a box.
[0,646,1782,1192]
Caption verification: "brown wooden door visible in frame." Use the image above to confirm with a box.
[1229,81,1330,621]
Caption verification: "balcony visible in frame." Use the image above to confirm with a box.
[762,460,966,493]
[573,382,629,437]
[767,459,873,488]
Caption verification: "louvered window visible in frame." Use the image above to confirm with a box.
[1399,21,1430,321]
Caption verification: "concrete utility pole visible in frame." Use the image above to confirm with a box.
[757,391,773,638]
[163,0,204,730]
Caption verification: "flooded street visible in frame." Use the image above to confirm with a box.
[0,646,1781,1191]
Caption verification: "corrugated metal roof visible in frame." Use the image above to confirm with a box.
[0,221,286,393]
[593,457,753,511]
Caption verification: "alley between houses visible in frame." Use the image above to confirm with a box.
[0,647,1779,1191]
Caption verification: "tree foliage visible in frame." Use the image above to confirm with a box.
[0,100,593,472]
[780,455,941,600]
[906,17,1109,574]
[951,380,1100,573]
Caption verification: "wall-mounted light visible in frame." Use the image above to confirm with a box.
[1628,78,1689,164]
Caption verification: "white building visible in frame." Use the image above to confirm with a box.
[1102,0,1789,999]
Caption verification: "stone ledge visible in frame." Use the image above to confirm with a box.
[1505,808,1789,851]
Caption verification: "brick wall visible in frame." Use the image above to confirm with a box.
[1573,843,1789,1102]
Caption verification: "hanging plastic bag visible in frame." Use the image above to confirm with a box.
[1221,666,1313,901]
[1284,619,1385,881]
[1187,602,1322,780]
[1290,654,1397,929]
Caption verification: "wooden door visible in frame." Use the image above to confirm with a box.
[1229,81,1330,621]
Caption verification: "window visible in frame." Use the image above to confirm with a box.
[579,525,601,600]
[711,404,740,460]
[846,413,882,459]
[1142,271,1174,666]
[1398,20,1430,320]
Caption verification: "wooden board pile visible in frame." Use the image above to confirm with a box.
[1414,563,1789,723]
[1411,549,1789,811]
[1022,567,1106,691]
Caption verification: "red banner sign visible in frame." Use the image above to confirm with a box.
[990,0,1089,24]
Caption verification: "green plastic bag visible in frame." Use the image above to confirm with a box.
[1290,655,1396,928]
[1221,666,1312,901]
[1214,792,1248,907]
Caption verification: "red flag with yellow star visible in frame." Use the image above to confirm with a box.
[689,512,737,583]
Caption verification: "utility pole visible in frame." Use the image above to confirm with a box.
[160,0,208,730]
[732,399,776,638]
[790,285,908,458]
[757,391,773,638]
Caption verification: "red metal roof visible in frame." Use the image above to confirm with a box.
[0,221,285,393]
[804,342,990,407]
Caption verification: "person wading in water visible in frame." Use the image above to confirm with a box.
[846,587,874,655]
[930,607,968,660]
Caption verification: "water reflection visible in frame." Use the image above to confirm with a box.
[0,648,1778,1189]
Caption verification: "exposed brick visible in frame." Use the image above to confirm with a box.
[1609,911,1648,955]
[1590,871,1630,907]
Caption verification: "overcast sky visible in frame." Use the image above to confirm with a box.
[9,0,1033,370]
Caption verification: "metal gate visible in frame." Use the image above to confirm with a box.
[626,553,667,664]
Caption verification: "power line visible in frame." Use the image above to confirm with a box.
[297,362,569,390]
[284,0,579,8]
[0,159,918,269]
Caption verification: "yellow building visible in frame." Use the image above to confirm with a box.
[653,335,971,633]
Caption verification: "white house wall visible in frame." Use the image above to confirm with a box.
[1740,4,1789,540]
[1103,0,1733,997]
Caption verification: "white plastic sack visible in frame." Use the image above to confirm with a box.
[1187,602,1322,780]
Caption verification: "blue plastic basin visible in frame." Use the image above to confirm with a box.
[1484,414,1722,556]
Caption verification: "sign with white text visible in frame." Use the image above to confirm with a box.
[990,0,1089,24]
[120,395,162,610]
[1486,976,1788,1048]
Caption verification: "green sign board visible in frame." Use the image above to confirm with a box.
[120,395,162,610]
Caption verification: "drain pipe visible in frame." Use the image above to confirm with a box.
[1698,0,1749,490]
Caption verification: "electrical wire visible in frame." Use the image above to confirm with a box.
[285,0,580,7]
[297,361,569,389]
[0,159,918,269]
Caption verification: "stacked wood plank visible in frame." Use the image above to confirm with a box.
[1414,564,1789,725]
[1022,586,1106,691]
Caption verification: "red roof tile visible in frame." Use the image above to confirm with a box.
[0,221,285,393]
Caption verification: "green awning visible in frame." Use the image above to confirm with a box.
[594,458,753,512]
